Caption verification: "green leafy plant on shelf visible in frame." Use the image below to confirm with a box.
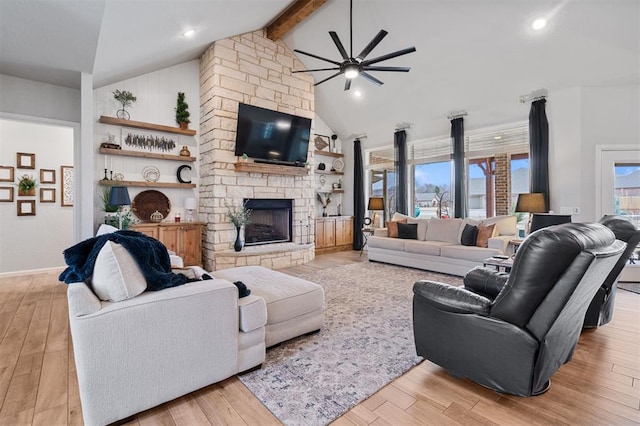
[175,92,191,128]
[18,174,37,192]
[100,186,118,213]
[113,89,137,119]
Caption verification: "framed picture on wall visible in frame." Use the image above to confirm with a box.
[40,188,55,203]
[61,165,73,206]
[0,166,14,182]
[0,186,14,202]
[17,152,35,169]
[313,134,331,152]
[17,200,36,216]
[40,169,56,184]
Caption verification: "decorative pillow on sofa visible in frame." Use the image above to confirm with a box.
[425,218,462,243]
[461,224,478,246]
[91,241,147,302]
[397,223,418,240]
[407,217,429,241]
[475,223,496,248]
[387,218,408,238]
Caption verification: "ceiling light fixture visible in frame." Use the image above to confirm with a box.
[354,90,362,97]
[183,29,196,37]
[494,135,503,140]
[531,18,547,30]
[344,64,360,79]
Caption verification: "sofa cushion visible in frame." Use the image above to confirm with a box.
[387,218,408,238]
[407,218,429,241]
[482,215,517,236]
[404,240,453,256]
[391,212,411,222]
[441,245,502,262]
[367,236,406,251]
[91,241,147,302]
[476,223,496,248]
[461,224,479,246]
[238,295,268,332]
[398,223,418,239]
[458,218,481,243]
[426,218,463,243]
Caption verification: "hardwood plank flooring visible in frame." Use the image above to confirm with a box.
[0,250,639,425]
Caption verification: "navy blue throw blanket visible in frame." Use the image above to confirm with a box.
[59,230,189,291]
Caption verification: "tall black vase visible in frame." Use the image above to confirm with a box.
[234,226,244,252]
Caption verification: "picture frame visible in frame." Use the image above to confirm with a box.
[0,186,14,202]
[40,169,56,184]
[313,134,331,152]
[61,165,74,206]
[17,200,36,216]
[0,166,14,182]
[17,152,36,169]
[40,188,55,203]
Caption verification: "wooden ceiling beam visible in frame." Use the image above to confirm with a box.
[266,0,328,41]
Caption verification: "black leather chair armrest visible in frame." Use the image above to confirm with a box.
[413,280,492,315]
[464,266,509,299]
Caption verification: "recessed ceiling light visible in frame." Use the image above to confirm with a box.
[183,29,196,37]
[354,90,362,98]
[531,18,547,30]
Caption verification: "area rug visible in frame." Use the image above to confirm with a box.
[239,261,461,425]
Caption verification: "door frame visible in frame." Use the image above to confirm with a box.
[595,144,640,220]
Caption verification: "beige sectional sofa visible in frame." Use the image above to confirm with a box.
[367,214,518,276]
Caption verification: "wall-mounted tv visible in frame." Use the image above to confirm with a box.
[234,103,311,166]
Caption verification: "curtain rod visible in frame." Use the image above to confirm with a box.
[447,110,467,120]
[519,88,548,103]
[395,122,413,131]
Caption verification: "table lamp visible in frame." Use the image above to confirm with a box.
[108,186,131,230]
[367,197,385,228]
[184,197,197,222]
[515,192,547,235]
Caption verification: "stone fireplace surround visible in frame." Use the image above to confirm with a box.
[199,29,316,271]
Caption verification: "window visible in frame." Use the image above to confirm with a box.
[615,163,640,227]
[368,147,395,221]
[414,162,452,218]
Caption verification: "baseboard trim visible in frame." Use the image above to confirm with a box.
[0,266,65,278]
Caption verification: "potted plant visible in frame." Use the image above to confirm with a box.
[175,92,191,129]
[101,186,119,227]
[113,89,137,120]
[18,174,36,196]
[225,200,252,251]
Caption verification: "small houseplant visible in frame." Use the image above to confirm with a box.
[101,186,119,227]
[113,89,137,120]
[18,174,36,196]
[175,92,191,129]
[225,201,252,251]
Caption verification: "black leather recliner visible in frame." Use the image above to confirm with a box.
[412,223,625,396]
[583,215,640,328]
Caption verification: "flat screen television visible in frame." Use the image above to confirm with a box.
[234,103,311,166]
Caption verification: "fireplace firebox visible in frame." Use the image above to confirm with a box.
[243,199,293,246]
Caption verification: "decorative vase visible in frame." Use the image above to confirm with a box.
[234,226,244,252]
[179,122,189,130]
[116,109,130,120]
[322,207,327,217]
[180,146,191,156]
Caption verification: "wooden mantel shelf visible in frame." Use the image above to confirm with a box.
[234,162,309,176]
[99,116,197,136]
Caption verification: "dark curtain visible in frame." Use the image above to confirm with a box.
[451,117,466,218]
[353,139,365,250]
[529,99,550,210]
[394,130,408,215]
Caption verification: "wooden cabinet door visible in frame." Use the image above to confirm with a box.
[180,225,202,266]
[159,226,179,255]
[335,217,353,246]
[315,219,336,248]
[130,224,159,240]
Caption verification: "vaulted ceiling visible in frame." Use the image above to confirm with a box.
[1,0,638,143]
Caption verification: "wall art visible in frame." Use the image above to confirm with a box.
[17,200,36,216]
[17,152,35,169]
[40,169,56,184]
[313,134,330,152]
[0,166,14,182]
[0,186,14,202]
[40,188,56,203]
[61,165,74,206]
[122,129,177,153]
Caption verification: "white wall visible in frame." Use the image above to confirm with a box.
[0,118,74,273]
[93,60,200,230]
[313,115,350,217]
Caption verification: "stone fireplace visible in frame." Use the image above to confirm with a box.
[199,29,316,271]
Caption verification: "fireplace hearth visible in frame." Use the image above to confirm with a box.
[244,199,293,246]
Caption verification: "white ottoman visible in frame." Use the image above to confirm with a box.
[212,265,325,347]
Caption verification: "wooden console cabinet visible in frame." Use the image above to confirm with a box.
[130,222,204,266]
[314,216,353,254]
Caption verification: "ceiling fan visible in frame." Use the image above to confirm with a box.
[292,0,416,91]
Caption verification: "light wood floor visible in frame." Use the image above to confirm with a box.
[1,251,640,425]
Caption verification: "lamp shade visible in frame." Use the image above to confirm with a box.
[368,197,384,211]
[515,193,547,213]
[109,186,130,206]
[184,197,197,210]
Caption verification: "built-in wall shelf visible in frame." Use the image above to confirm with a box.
[234,162,309,176]
[331,189,345,193]
[314,150,343,158]
[99,147,196,162]
[315,169,344,176]
[99,116,197,136]
[98,180,196,189]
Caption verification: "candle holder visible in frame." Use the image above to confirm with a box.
[102,168,109,180]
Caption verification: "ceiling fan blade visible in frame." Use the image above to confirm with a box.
[329,31,349,60]
[344,79,352,91]
[360,72,384,86]
[292,67,341,73]
[363,66,411,72]
[294,49,342,66]
[356,30,388,61]
[314,71,343,86]
[361,46,417,66]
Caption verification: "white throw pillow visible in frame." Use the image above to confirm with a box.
[425,218,463,243]
[482,215,517,236]
[91,241,147,302]
[407,218,429,241]
[391,212,411,222]
[96,224,118,236]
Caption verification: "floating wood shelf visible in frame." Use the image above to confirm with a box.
[99,147,196,162]
[314,150,344,158]
[331,189,345,193]
[99,116,197,136]
[98,180,196,189]
[234,162,309,176]
[315,169,344,176]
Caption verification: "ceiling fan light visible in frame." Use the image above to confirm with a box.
[345,68,359,79]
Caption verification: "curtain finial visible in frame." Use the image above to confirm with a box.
[520,88,548,104]
[447,110,467,120]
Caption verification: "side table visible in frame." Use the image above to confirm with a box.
[360,228,374,256]
[483,256,514,273]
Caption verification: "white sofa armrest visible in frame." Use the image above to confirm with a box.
[373,228,388,237]
[488,235,513,254]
